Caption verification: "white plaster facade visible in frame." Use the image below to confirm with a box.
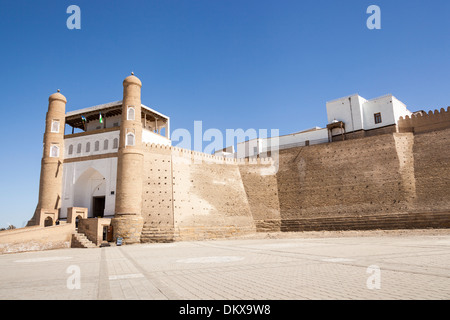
[326,94,412,132]
[65,130,120,159]
[142,128,172,146]
[233,93,412,158]
[235,127,329,158]
[60,100,172,220]
[60,157,118,219]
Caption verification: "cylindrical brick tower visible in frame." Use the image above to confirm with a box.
[112,73,144,244]
[28,90,67,226]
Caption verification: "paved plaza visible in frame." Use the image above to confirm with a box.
[0,230,449,300]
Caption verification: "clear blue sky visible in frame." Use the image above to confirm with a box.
[0,0,449,228]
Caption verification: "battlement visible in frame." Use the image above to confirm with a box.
[142,142,275,165]
[398,107,450,133]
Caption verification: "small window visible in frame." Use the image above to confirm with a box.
[76,143,82,154]
[127,107,135,121]
[374,113,382,124]
[68,145,73,155]
[94,141,100,151]
[51,120,60,133]
[126,133,135,146]
[104,139,109,150]
[113,122,119,127]
[113,138,119,149]
[50,145,59,158]
[86,142,90,153]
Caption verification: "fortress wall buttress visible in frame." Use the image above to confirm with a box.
[238,160,281,232]
[171,149,255,241]
[140,144,256,242]
[141,144,175,242]
[411,127,450,213]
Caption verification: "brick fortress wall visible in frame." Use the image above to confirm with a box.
[140,144,257,242]
[138,108,450,241]
[277,107,450,231]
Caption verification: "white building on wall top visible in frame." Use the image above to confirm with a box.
[228,93,413,158]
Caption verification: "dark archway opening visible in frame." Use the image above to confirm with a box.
[44,217,53,227]
[75,215,82,229]
[93,196,106,218]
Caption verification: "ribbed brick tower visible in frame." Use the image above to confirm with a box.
[112,73,144,243]
[28,91,67,226]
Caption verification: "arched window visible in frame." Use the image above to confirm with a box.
[113,138,118,149]
[127,107,135,121]
[94,141,100,151]
[50,145,59,158]
[68,145,73,155]
[51,120,60,133]
[86,142,90,153]
[126,133,135,146]
[104,139,109,150]
[77,143,82,154]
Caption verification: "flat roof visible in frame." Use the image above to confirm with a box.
[65,100,169,130]
[326,93,360,104]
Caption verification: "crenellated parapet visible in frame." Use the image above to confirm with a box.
[142,142,275,165]
[398,107,450,133]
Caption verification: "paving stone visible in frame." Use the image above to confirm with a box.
[0,232,449,300]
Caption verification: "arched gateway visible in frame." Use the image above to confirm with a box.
[73,168,106,218]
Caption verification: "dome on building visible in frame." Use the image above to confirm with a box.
[123,72,142,87]
[49,90,67,103]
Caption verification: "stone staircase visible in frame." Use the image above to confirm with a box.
[71,231,97,248]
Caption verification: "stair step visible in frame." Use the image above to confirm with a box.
[72,232,97,248]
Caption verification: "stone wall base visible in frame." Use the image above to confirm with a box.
[280,212,450,232]
[174,225,256,241]
[111,216,144,244]
[254,219,281,232]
